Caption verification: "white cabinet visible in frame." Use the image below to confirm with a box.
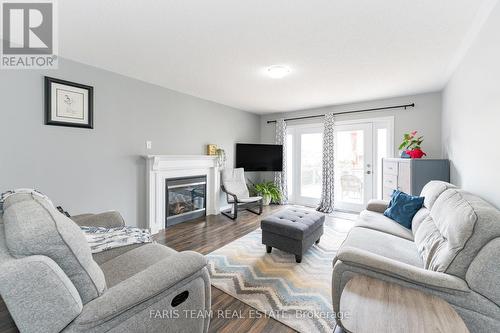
[382,158,450,200]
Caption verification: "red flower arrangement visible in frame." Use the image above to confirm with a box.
[399,131,427,158]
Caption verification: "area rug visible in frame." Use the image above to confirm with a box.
[206,214,352,333]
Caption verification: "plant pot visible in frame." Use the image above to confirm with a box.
[400,150,411,158]
[262,195,272,206]
[406,148,427,159]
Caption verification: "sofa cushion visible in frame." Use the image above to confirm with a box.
[355,210,414,240]
[340,227,423,268]
[420,181,456,210]
[411,207,430,236]
[3,192,106,304]
[100,243,177,287]
[383,190,424,229]
[92,243,144,265]
[0,254,84,333]
[415,189,500,276]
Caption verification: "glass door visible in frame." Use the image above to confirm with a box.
[334,123,373,212]
[334,118,393,212]
[286,118,392,211]
[287,124,324,206]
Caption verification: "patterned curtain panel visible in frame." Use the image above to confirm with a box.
[317,113,335,213]
[274,119,288,204]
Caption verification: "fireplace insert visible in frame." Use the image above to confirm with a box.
[165,175,207,226]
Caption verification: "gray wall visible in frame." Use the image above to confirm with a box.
[442,2,500,209]
[0,58,261,227]
[261,92,443,158]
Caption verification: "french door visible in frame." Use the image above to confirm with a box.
[286,124,324,206]
[286,118,393,211]
[334,119,393,212]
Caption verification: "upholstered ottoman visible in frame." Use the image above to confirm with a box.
[261,208,325,263]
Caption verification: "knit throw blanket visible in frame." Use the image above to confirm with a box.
[81,226,153,253]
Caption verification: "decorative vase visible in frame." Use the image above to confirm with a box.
[262,194,272,206]
[400,150,411,158]
[406,148,427,159]
[216,149,226,168]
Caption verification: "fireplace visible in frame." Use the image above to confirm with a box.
[165,175,207,226]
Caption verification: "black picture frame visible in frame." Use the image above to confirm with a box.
[44,76,94,129]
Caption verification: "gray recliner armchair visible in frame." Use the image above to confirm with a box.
[332,181,500,332]
[0,190,211,333]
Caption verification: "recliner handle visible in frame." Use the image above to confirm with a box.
[171,290,189,307]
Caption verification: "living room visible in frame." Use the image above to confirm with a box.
[1,1,499,332]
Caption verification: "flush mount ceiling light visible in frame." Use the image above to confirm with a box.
[266,65,291,79]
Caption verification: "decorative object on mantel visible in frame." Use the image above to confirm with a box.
[207,144,218,155]
[398,131,426,158]
[216,148,226,168]
[206,144,226,168]
[250,181,281,206]
[45,76,93,129]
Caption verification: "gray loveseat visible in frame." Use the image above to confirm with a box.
[332,181,500,332]
[0,191,211,333]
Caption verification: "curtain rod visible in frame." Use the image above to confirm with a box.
[266,103,415,124]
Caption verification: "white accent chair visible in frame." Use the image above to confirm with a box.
[221,168,263,220]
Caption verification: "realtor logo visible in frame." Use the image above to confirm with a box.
[1,0,57,69]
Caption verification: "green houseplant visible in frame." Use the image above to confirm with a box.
[398,130,427,158]
[251,181,281,205]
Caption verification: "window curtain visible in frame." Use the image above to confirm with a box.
[274,119,288,204]
[317,113,335,213]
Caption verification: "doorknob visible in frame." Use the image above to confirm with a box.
[366,171,371,175]
[367,164,371,168]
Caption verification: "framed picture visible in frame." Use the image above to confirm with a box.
[45,76,93,129]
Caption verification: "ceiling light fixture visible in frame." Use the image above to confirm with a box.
[266,65,291,79]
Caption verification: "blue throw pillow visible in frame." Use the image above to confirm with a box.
[383,190,424,229]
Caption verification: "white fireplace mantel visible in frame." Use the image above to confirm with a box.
[144,155,220,234]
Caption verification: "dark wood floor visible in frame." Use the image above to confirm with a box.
[1,205,301,333]
[155,205,296,333]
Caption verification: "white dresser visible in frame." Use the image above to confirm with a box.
[382,158,450,200]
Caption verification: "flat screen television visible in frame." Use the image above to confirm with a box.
[236,143,283,171]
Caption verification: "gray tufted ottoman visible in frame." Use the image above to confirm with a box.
[261,208,325,263]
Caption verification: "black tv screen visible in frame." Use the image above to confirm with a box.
[236,143,283,171]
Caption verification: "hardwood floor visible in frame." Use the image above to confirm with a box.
[0,205,298,333]
[155,205,296,333]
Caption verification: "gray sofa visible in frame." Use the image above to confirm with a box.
[0,191,211,333]
[332,181,500,332]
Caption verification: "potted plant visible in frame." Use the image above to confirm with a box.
[251,181,281,205]
[399,131,427,158]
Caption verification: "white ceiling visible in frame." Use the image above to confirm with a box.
[59,0,491,113]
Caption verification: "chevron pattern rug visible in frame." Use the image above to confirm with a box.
[206,213,354,333]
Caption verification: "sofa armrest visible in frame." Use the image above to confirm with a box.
[365,199,390,213]
[74,251,207,326]
[335,246,469,292]
[71,211,125,228]
[0,256,83,333]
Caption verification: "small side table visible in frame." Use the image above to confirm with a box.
[339,275,469,333]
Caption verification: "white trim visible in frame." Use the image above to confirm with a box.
[143,155,220,234]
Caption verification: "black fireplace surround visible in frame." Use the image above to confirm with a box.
[165,175,207,227]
